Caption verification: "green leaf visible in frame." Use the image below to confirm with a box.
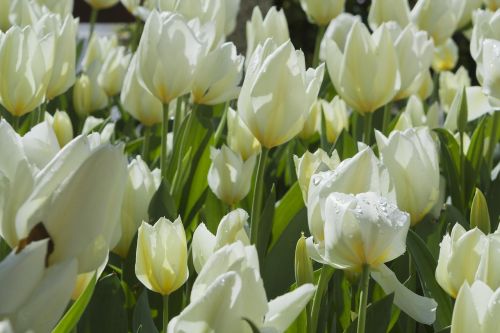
[346,293,395,333]
[470,188,491,233]
[53,274,97,333]
[132,290,159,333]
[0,238,10,261]
[148,180,178,222]
[436,326,451,333]
[243,318,262,333]
[257,185,276,260]
[457,88,468,134]
[270,182,304,250]
[332,130,358,160]
[406,230,453,331]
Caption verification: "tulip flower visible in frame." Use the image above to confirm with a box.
[84,0,119,10]
[307,192,437,324]
[191,209,250,273]
[73,74,109,116]
[321,96,349,143]
[168,242,316,333]
[0,240,77,333]
[325,21,400,113]
[113,156,161,258]
[457,0,483,29]
[223,0,240,35]
[319,13,361,61]
[192,42,244,105]
[135,217,189,295]
[226,108,261,161]
[20,121,60,170]
[136,11,205,104]
[478,39,500,104]
[35,0,74,17]
[0,26,51,117]
[368,0,410,30]
[411,0,465,46]
[8,0,44,27]
[451,281,500,333]
[470,9,500,62]
[432,38,459,72]
[299,100,321,139]
[416,70,434,100]
[375,127,441,225]
[397,95,440,130]
[207,145,256,205]
[51,110,74,147]
[246,6,289,63]
[238,39,324,148]
[120,55,163,126]
[299,0,346,26]
[293,148,340,203]
[98,46,132,97]
[439,67,471,112]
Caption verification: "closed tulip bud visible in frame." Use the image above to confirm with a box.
[0,240,77,333]
[207,145,256,205]
[113,156,161,258]
[432,38,459,72]
[368,0,410,30]
[52,110,73,147]
[0,0,10,31]
[326,21,400,113]
[226,108,261,160]
[136,11,205,104]
[239,39,324,148]
[136,217,188,295]
[470,10,500,62]
[479,39,500,103]
[294,148,340,203]
[319,13,361,62]
[471,188,491,234]
[0,26,51,117]
[484,0,500,10]
[295,233,314,286]
[98,46,131,97]
[84,0,120,10]
[439,67,471,112]
[457,0,482,29]
[299,0,346,26]
[299,100,321,139]
[375,127,440,225]
[73,74,109,116]
[321,97,349,143]
[411,0,465,46]
[192,42,243,105]
[246,6,290,63]
[191,208,250,273]
[120,55,163,126]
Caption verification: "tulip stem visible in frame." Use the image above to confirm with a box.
[88,8,98,43]
[142,126,152,163]
[214,102,229,147]
[250,147,270,249]
[161,102,170,179]
[312,25,326,67]
[309,265,334,333]
[363,112,373,145]
[382,103,392,135]
[486,111,499,171]
[357,264,370,333]
[162,295,169,333]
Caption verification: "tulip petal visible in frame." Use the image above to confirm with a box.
[192,223,216,274]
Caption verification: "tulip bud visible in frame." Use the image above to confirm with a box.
[470,188,491,234]
[73,74,109,116]
[226,108,261,161]
[238,39,324,148]
[299,0,345,26]
[295,233,314,286]
[293,148,340,203]
[52,110,73,147]
[319,13,360,62]
[368,0,411,30]
[135,217,189,295]
[192,42,243,105]
[321,97,349,143]
[98,46,131,97]
[246,6,290,63]
[432,38,459,72]
[207,145,256,205]
[84,0,120,10]
[136,11,205,104]
[439,67,471,112]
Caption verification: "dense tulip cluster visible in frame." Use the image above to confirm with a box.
[0,0,499,332]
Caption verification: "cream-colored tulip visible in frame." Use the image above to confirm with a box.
[0,240,77,333]
[136,11,204,104]
[416,70,434,100]
[0,0,10,31]
[457,0,483,29]
[84,0,120,9]
[294,149,340,203]
[470,9,500,62]
[192,42,243,105]
[73,74,108,116]
[479,39,500,104]
[51,110,73,147]
[120,55,163,126]
[135,217,188,295]
[439,66,471,112]
[432,38,459,72]
[0,26,51,117]
[246,6,289,64]
[238,39,324,148]
[8,0,43,27]
[299,100,321,139]
[35,0,74,17]
[326,21,400,113]
[451,281,500,333]
[397,95,440,130]
[21,121,60,170]
[375,127,440,225]
[226,108,261,161]
[98,46,131,97]
[299,0,345,26]
[321,97,349,143]
[368,0,410,30]
[484,0,500,10]
[411,0,465,46]
[207,145,256,205]
[319,13,360,62]
[113,156,161,258]
[192,209,250,273]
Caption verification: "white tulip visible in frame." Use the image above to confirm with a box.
[319,13,360,62]
[432,38,459,72]
[299,0,345,26]
[51,110,74,147]
[321,96,349,143]
[35,0,74,17]
[457,0,483,29]
[439,66,471,112]
[478,39,500,104]
[368,0,410,30]
[299,100,321,139]
[98,46,131,97]
[470,9,500,62]
[226,108,261,161]
[8,0,43,28]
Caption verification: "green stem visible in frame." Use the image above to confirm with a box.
[88,8,98,43]
[309,265,335,333]
[363,112,373,145]
[13,116,20,132]
[142,126,152,163]
[357,264,370,333]
[173,98,183,139]
[162,295,169,333]
[487,111,499,170]
[161,102,170,179]
[312,25,326,67]
[213,102,229,147]
[250,147,270,246]
[352,112,359,141]
[382,103,392,135]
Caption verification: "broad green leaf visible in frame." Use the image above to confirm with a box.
[347,293,395,333]
[132,290,159,333]
[258,185,276,260]
[0,238,10,261]
[406,230,453,331]
[148,180,178,222]
[52,274,97,333]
